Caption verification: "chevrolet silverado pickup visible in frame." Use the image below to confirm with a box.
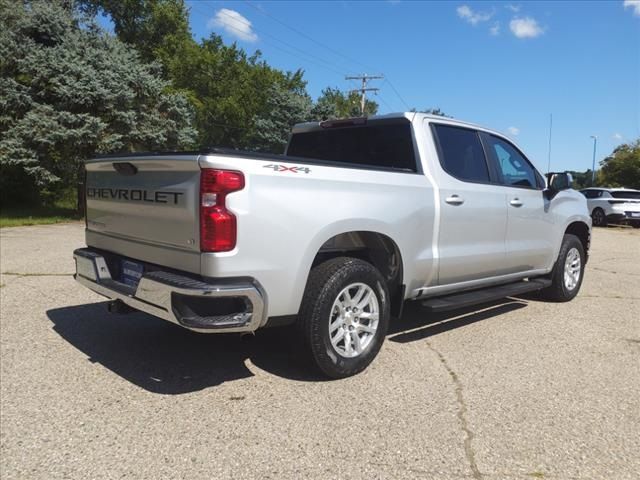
[74,113,591,378]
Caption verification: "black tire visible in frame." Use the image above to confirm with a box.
[591,208,607,227]
[298,257,390,379]
[541,234,585,302]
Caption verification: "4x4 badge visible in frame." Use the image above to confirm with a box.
[263,164,311,174]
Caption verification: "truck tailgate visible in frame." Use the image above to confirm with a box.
[85,154,201,271]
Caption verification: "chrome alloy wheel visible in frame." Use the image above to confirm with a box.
[564,247,581,291]
[328,282,379,358]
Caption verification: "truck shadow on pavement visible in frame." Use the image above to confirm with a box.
[388,300,527,343]
[46,298,528,394]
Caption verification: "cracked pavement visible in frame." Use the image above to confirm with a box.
[1,223,639,479]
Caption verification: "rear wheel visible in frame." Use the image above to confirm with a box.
[298,257,390,378]
[591,208,607,227]
[541,234,585,302]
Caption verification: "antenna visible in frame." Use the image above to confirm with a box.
[547,113,553,173]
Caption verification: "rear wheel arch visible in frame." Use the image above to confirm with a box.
[308,231,405,318]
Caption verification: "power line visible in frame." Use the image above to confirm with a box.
[375,93,395,114]
[241,1,412,112]
[187,2,347,77]
[384,78,410,111]
[204,3,349,75]
[244,0,411,110]
[242,0,378,73]
[189,2,412,115]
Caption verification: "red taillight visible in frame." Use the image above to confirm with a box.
[200,169,244,252]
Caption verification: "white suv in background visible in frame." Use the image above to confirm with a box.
[580,188,640,228]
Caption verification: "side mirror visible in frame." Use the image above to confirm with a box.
[545,172,573,199]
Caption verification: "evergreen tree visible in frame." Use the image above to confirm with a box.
[0,0,197,205]
[247,83,312,153]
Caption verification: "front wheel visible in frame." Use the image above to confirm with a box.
[298,257,390,378]
[541,234,585,302]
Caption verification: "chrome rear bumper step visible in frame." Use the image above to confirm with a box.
[421,278,551,313]
[73,248,267,333]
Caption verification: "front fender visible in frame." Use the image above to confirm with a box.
[548,190,591,267]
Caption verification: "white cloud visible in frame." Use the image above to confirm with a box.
[509,17,544,38]
[457,5,493,25]
[507,126,520,136]
[505,4,521,12]
[490,22,500,36]
[208,9,258,42]
[613,133,623,140]
[624,0,640,16]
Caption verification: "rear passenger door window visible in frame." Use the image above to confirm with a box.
[432,124,490,183]
[480,133,540,189]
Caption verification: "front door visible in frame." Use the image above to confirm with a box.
[479,133,555,273]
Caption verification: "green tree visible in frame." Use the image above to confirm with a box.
[565,170,594,189]
[598,140,640,189]
[246,83,312,153]
[78,0,192,65]
[410,107,451,117]
[82,1,313,149]
[0,0,197,205]
[314,87,378,119]
[166,33,308,148]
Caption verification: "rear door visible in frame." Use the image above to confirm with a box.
[430,123,509,285]
[479,133,555,272]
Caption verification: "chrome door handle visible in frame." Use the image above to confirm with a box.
[510,198,523,207]
[445,195,465,205]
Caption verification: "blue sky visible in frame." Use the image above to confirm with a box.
[125,1,640,173]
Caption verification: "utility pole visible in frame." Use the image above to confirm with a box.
[345,74,384,116]
[590,135,598,186]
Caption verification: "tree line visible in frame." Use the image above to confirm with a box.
[568,140,640,190]
[0,0,379,207]
[2,1,637,208]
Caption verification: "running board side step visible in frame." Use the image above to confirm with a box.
[421,278,552,312]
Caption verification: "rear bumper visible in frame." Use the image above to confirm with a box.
[73,248,267,333]
[607,212,640,223]
[607,212,640,224]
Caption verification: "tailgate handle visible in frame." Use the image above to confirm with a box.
[113,162,138,176]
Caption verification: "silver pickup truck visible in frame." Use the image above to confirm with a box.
[74,113,591,378]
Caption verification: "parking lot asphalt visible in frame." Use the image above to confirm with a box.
[1,223,638,480]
